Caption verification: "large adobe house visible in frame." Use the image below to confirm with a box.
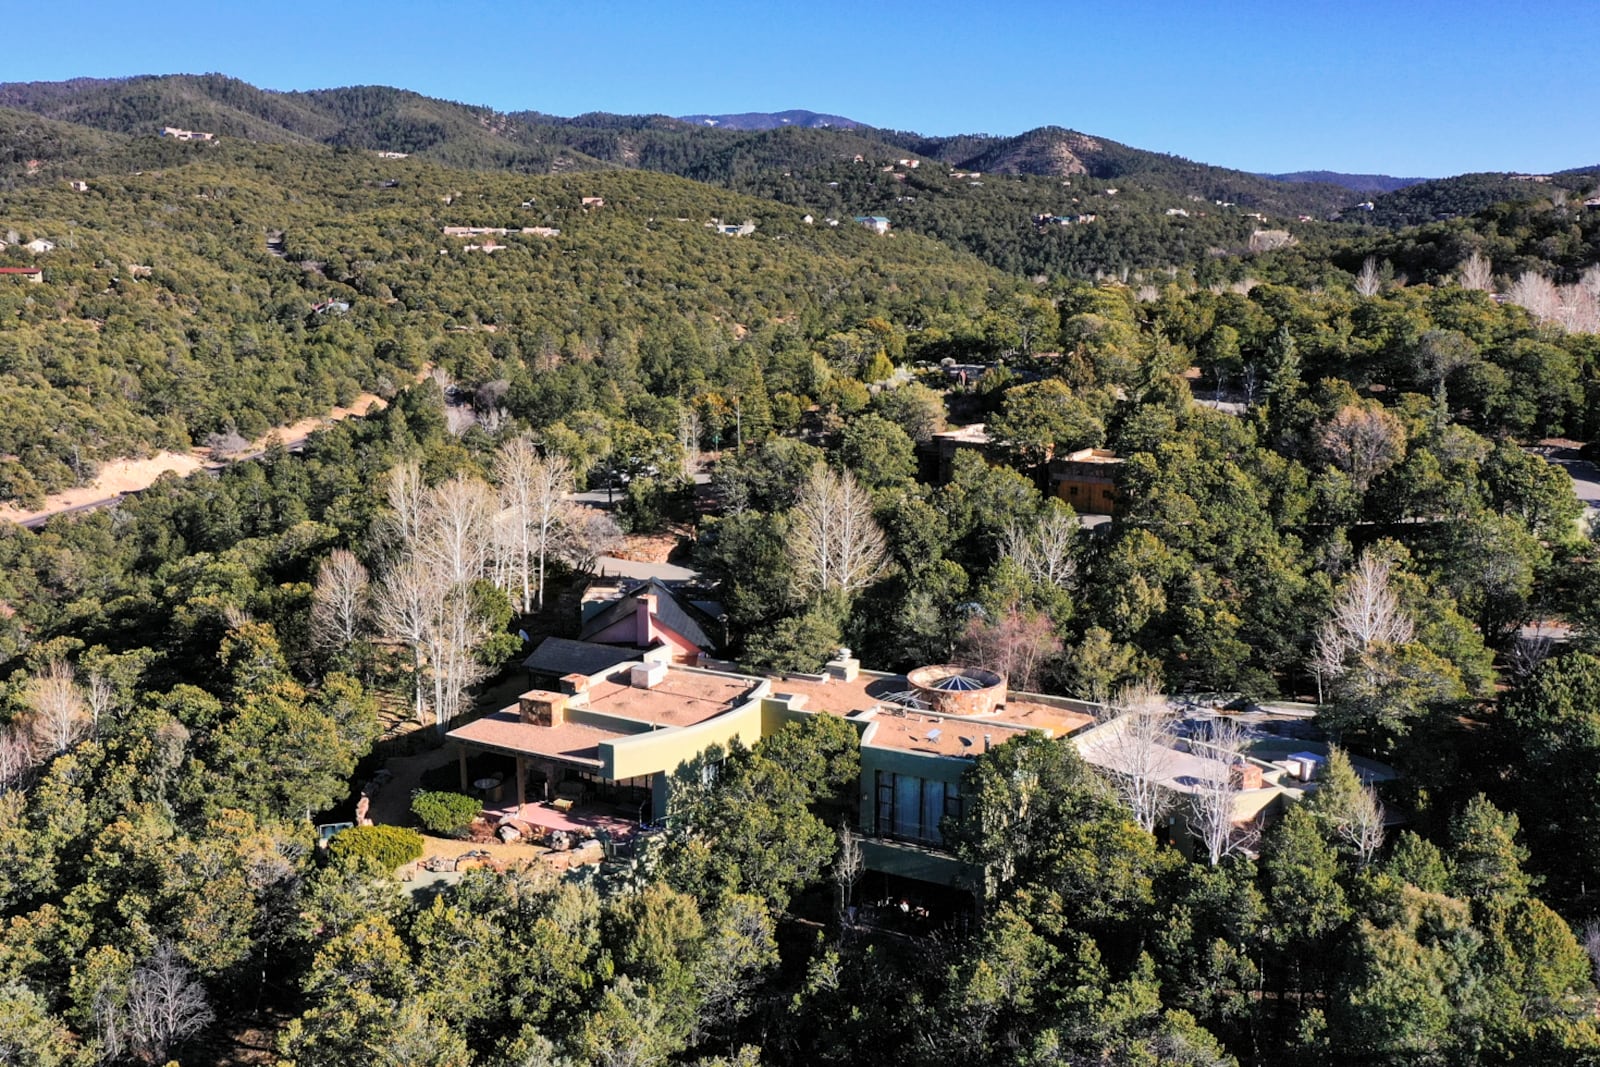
[447,647,1361,889]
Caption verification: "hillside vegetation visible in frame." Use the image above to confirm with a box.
[0,139,1005,503]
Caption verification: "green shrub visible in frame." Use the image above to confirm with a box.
[327,825,424,870]
[411,790,483,836]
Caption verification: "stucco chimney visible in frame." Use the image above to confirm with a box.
[635,592,658,647]
[518,690,567,727]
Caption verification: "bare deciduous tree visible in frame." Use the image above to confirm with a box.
[422,474,494,586]
[1354,256,1383,298]
[1343,785,1387,865]
[955,605,1062,692]
[1505,269,1600,332]
[559,507,623,575]
[529,455,574,611]
[1002,506,1079,590]
[85,670,117,733]
[834,822,864,916]
[0,725,36,794]
[1319,404,1407,493]
[1322,550,1414,658]
[1188,717,1260,866]
[310,548,370,655]
[1458,251,1494,292]
[493,436,539,613]
[1086,682,1179,833]
[493,440,576,614]
[1313,549,1414,702]
[425,583,490,731]
[380,459,430,560]
[1581,920,1600,988]
[100,943,215,1065]
[1510,270,1563,324]
[789,464,888,599]
[27,659,90,753]
[374,558,445,723]
[1510,633,1555,682]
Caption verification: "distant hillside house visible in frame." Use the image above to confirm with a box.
[1049,448,1124,515]
[707,219,756,236]
[0,267,43,284]
[581,197,605,207]
[161,126,214,141]
[24,239,55,254]
[375,151,409,159]
[68,180,88,192]
[920,423,1002,484]
[580,578,725,663]
[854,216,890,234]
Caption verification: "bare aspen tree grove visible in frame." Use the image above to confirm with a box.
[374,556,445,723]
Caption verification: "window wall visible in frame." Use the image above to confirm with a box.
[874,770,962,846]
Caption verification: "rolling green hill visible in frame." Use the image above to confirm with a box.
[0,137,1008,504]
[1364,169,1600,227]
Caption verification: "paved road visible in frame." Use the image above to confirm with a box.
[1530,444,1600,532]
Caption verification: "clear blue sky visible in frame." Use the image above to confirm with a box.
[6,0,1595,176]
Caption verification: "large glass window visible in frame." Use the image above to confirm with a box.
[875,771,961,845]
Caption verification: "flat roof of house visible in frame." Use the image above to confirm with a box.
[447,714,625,768]
[770,670,1097,755]
[582,667,758,727]
[859,709,1032,757]
[1058,447,1122,464]
[930,423,992,444]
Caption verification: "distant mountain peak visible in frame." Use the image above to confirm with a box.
[676,109,863,131]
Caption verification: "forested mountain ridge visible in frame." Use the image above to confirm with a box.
[0,75,1356,216]
[11,73,1596,287]
[1265,170,1429,193]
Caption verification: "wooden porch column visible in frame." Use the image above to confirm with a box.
[458,746,469,793]
[515,756,527,809]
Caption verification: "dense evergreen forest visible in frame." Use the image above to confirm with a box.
[2,75,1600,1066]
